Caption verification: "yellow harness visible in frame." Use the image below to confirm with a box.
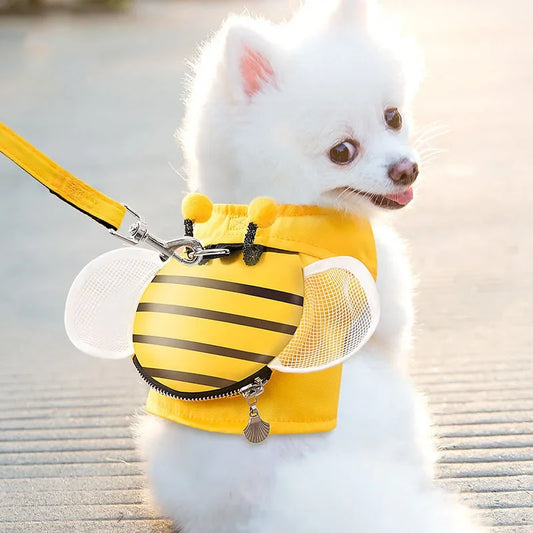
[140,203,377,435]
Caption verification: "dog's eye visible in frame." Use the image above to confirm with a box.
[384,108,402,130]
[329,140,359,165]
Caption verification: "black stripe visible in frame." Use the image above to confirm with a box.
[136,302,297,335]
[48,190,117,230]
[133,334,274,364]
[152,275,303,306]
[264,246,299,255]
[142,366,236,389]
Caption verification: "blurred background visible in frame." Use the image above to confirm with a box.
[0,1,532,531]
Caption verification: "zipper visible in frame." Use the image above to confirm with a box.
[132,356,272,442]
[241,376,271,443]
[132,355,272,401]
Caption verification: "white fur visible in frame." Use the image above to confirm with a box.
[137,1,486,531]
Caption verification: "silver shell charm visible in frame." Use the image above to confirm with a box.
[243,405,271,443]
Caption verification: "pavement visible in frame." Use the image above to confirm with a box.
[0,0,532,531]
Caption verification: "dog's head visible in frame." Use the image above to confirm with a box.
[181,0,422,218]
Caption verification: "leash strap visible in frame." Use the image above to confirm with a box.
[0,122,126,230]
[0,122,221,264]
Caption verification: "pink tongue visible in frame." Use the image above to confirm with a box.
[384,187,414,206]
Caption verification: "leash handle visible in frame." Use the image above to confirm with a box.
[0,121,126,231]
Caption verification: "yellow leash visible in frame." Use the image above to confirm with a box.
[0,121,208,262]
[0,122,126,230]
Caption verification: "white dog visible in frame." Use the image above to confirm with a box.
[137,1,484,531]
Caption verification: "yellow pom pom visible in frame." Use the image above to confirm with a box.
[182,193,213,223]
[248,197,278,228]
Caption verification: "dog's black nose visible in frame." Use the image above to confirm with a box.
[388,160,419,186]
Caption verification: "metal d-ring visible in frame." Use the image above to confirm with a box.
[164,237,205,265]
[109,204,232,265]
[110,205,207,265]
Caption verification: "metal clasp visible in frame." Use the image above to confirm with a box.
[109,205,205,265]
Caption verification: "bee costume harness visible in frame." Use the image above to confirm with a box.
[0,122,380,443]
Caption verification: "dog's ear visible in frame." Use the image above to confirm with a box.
[223,19,278,102]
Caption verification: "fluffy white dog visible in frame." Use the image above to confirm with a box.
[138,1,484,531]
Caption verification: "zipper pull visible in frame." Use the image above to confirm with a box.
[241,377,270,443]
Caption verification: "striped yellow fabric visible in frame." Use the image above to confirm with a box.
[145,204,377,435]
[133,251,304,394]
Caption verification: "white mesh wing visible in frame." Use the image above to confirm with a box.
[64,248,164,359]
[269,256,380,373]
